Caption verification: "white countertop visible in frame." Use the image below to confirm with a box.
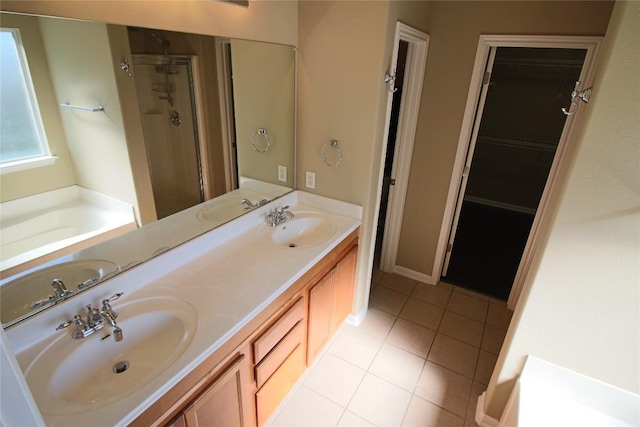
[6,191,362,427]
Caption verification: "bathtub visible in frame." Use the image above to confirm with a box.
[0,186,137,277]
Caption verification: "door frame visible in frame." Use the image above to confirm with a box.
[433,35,602,309]
[378,22,430,273]
[216,38,239,192]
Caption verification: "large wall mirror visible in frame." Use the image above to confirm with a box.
[0,11,295,327]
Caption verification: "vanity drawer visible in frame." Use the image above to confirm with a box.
[255,320,304,388]
[256,344,305,426]
[253,297,304,364]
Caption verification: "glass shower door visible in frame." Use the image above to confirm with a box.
[132,55,204,220]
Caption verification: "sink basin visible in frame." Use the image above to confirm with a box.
[261,211,337,249]
[22,296,197,416]
[0,259,120,325]
[197,196,248,224]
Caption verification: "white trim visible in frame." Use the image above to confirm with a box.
[476,392,501,427]
[215,38,238,192]
[2,29,52,159]
[379,22,430,273]
[431,35,603,310]
[0,155,57,174]
[345,305,367,327]
[393,265,434,285]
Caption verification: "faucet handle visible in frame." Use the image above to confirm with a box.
[277,205,290,214]
[101,292,123,318]
[56,314,85,331]
[103,292,124,304]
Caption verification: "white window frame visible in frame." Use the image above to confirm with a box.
[0,28,56,174]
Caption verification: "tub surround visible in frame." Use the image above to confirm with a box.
[6,190,362,426]
[0,186,136,277]
[476,356,640,426]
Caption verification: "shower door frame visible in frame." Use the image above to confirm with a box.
[433,35,602,309]
[132,54,212,204]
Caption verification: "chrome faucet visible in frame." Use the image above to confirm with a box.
[30,279,74,309]
[56,292,124,341]
[51,279,73,299]
[241,198,270,211]
[266,206,295,227]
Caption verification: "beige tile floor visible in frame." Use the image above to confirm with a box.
[267,270,513,427]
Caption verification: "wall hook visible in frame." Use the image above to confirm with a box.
[561,81,593,116]
[120,59,132,77]
[384,71,398,93]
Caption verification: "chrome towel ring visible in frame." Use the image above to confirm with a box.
[322,139,343,167]
[251,128,272,153]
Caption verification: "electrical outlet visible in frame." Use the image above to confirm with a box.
[278,165,287,182]
[305,171,316,189]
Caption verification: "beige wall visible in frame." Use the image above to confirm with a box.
[297,1,431,315]
[232,39,295,188]
[38,18,139,211]
[0,0,297,46]
[0,13,76,202]
[396,1,614,278]
[485,0,640,418]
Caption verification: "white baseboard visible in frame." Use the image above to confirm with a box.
[476,392,500,427]
[346,306,367,327]
[393,265,435,285]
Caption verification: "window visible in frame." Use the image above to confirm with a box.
[0,28,53,172]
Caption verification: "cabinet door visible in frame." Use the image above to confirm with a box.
[332,246,358,331]
[306,268,335,364]
[183,354,249,427]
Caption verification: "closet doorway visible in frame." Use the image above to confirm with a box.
[437,36,602,304]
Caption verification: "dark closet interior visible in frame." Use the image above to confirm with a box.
[444,47,587,300]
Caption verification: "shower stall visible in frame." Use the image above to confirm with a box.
[131,53,207,220]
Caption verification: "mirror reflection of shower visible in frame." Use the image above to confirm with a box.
[128,28,207,220]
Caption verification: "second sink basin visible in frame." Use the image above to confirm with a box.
[0,259,120,326]
[261,211,337,249]
[22,296,198,416]
[197,196,248,224]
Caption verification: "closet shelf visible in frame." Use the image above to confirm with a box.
[477,135,556,152]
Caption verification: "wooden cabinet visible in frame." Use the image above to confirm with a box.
[133,229,359,427]
[169,353,253,427]
[255,345,305,426]
[307,245,358,365]
[253,297,306,425]
[333,246,358,331]
[307,269,336,364]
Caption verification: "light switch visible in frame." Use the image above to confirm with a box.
[278,165,287,182]
[305,171,316,189]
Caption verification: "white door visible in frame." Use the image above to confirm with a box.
[377,22,429,273]
[441,47,497,276]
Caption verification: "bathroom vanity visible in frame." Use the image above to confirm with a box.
[5,191,362,426]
